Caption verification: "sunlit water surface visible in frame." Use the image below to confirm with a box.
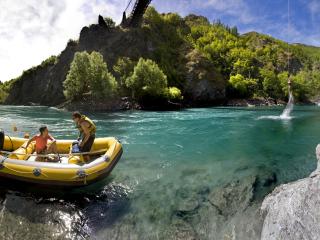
[0,105,319,239]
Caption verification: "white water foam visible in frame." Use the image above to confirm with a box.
[280,91,294,119]
[258,115,292,120]
[258,91,294,120]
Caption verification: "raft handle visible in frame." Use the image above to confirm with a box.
[76,169,87,179]
[103,155,110,162]
[33,168,41,177]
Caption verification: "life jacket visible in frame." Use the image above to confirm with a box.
[77,115,96,135]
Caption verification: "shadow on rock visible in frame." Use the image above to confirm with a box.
[0,178,131,240]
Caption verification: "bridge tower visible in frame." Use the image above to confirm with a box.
[121,0,152,28]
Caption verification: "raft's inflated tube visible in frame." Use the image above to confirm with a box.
[0,136,123,186]
[9,143,35,160]
[0,130,4,150]
[68,155,84,164]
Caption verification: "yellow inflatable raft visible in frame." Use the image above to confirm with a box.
[0,131,123,187]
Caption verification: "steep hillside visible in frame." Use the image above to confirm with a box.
[1,7,320,108]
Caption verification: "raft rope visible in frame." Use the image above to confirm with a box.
[3,164,37,175]
[0,148,109,158]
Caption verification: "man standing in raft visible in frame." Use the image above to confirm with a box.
[72,111,96,162]
[24,126,58,161]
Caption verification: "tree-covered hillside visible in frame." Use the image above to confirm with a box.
[1,7,319,108]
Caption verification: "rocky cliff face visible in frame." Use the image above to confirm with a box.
[184,49,225,105]
[260,144,320,240]
[5,24,148,106]
[5,42,77,106]
[5,18,226,108]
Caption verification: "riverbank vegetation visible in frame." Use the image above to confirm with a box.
[63,52,182,105]
[63,51,118,100]
[0,81,12,103]
[1,7,320,107]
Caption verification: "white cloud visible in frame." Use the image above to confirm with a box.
[0,0,128,81]
[199,0,254,24]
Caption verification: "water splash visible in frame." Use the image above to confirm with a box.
[258,90,294,121]
[280,90,294,119]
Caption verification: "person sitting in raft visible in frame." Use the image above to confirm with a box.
[24,126,58,161]
[71,112,96,162]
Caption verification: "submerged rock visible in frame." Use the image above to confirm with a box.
[261,144,320,240]
[168,218,198,240]
[261,172,277,187]
[208,175,257,217]
[174,198,200,218]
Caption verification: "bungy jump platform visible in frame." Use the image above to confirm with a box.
[0,131,123,187]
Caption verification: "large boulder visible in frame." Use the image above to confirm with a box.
[260,144,320,240]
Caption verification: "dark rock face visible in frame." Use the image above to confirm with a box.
[5,64,54,105]
[98,15,108,28]
[5,41,77,106]
[184,50,226,105]
[58,97,138,111]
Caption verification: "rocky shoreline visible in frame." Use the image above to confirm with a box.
[226,98,287,107]
[43,98,316,111]
[260,144,320,240]
[2,95,318,111]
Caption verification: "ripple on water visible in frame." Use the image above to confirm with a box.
[0,105,319,239]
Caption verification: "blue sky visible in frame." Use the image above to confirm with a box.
[151,0,320,46]
[0,0,319,81]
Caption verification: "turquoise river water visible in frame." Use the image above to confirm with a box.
[0,105,319,239]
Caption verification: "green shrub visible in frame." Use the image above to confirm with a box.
[229,74,257,97]
[40,55,58,67]
[0,86,8,103]
[260,68,283,99]
[0,80,14,103]
[104,17,116,28]
[113,57,136,88]
[64,52,90,100]
[167,87,183,101]
[89,51,118,99]
[286,70,320,101]
[64,51,117,100]
[126,58,168,99]
[278,71,290,97]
